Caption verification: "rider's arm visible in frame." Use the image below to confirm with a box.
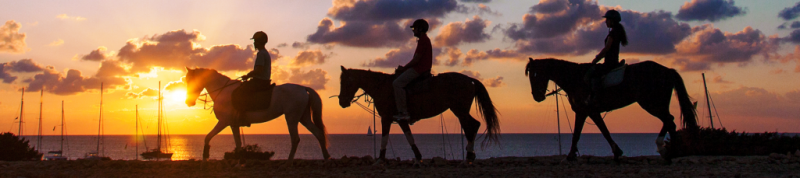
[404,53,421,69]
[592,36,614,64]
[248,65,265,77]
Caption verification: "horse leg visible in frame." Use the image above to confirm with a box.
[203,121,229,160]
[299,111,330,159]
[640,101,677,163]
[286,118,301,160]
[453,109,480,163]
[589,113,623,162]
[398,122,423,166]
[566,113,588,161]
[230,124,242,149]
[375,118,392,165]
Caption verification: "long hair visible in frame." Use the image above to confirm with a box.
[613,22,629,46]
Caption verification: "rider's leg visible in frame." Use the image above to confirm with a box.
[392,69,419,121]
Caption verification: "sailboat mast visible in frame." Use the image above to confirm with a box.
[19,87,24,136]
[701,73,714,129]
[157,81,162,152]
[38,89,43,151]
[61,100,64,152]
[135,105,138,160]
[97,82,103,155]
[555,85,562,155]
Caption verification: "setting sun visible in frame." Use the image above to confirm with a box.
[164,89,188,105]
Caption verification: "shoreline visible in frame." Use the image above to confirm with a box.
[3,155,799,177]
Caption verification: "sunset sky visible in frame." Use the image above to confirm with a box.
[2,0,800,136]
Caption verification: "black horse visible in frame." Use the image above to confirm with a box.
[525,58,698,162]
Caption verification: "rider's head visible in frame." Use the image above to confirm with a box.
[251,31,268,50]
[603,10,621,28]
[410,19,428,37]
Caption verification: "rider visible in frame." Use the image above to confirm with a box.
[587,10,628,105]
[242,31,272,91]
[393,19,433,121]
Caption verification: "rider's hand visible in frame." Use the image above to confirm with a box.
[241,74,250,80]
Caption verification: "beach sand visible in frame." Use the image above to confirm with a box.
[2,154,799,177]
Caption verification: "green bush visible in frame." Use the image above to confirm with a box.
[666,127,800,157]
[224,144,275,160]
[0,132,43,161]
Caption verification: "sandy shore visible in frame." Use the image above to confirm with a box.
[2,154,800,177]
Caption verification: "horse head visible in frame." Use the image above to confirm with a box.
[338,66,361,108]
[525,58,551,102]
[184,67,209,107]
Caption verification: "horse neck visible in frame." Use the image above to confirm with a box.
[354,70,392,98]
[547,61,586,92]
[203,72,236,101]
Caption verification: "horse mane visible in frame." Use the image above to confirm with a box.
[525,58,580,76]
[189,67,230,80]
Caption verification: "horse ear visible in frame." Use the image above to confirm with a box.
[529,58,533,62]
[340,66,346,71]
[185,67,190,71]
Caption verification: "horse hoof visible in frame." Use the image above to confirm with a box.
[458,161,474,168]
[372,159,385,166]
[412,158,424,168]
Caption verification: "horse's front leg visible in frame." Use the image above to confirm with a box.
[589,113,622,161]
[398,121,423,166]
[204,120,229,160]
[566,113,588,161]
[376,118,392,165]
[231,123,242,149]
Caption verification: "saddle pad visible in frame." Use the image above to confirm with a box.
[603,64,626,87]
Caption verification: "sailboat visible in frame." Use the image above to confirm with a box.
[83,82,109,160]
[367,126,373,136]
[141,81,173,160]
[44,101,68,160]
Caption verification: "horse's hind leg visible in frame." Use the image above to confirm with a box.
[641,104,676,162]
[589,113,623,161]
[451,106,480,163]
[398,122,423,164]
[299,110,330,159]
[286,117,301,160]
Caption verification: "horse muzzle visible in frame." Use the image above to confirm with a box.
[339,100,351,108]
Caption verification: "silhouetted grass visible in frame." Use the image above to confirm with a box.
[666,127,800,157]
[224,144,275,160]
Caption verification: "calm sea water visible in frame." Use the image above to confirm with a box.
[21,133,671,161]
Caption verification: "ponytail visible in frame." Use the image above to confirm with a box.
[615,23,628,46]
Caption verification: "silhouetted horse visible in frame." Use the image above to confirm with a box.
[184,68,330,160]
[338,66,500,164]
[524,58,698,162]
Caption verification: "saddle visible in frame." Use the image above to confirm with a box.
[394,68,434,95]
[232,79,276,127]
[585,59,627,88]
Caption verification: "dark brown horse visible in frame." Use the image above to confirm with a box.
[524,58,698,162]
[338,66,500,164]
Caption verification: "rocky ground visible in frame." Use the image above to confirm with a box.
[2,153,800,177]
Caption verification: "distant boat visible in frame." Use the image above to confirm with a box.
[44,100,68,161]
[367,126,373,136]
[141,81,173,160]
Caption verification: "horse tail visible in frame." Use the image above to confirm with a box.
[671,69,699,131]
[305,87,329,148]
[471,78,501,146]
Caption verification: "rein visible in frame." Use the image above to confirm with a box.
[197,77,241,111]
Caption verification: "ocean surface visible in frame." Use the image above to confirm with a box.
[21,133,676,161]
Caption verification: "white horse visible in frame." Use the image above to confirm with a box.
[184,67,330,160]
